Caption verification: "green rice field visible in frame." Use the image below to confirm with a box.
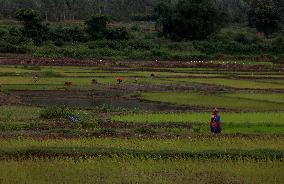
[0,62,283,183]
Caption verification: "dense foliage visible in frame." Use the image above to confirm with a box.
[0,0,283,60]
[0,0,157,21]
[0,0,283,22]
[248,0,281,36]
[85,15,109,40]
[15,9,48,44]
[155,0,225,40]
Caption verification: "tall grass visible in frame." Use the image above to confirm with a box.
[0,137,283,152]
[0,157,282,184]
[0,106,40,122]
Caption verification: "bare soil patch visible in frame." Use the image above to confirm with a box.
[0,92,21,105]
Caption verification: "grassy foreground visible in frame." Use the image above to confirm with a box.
[0,137,283,152]
[0,158,283,184]
[0,137,283,183]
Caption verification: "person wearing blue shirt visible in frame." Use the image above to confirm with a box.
[210,108,221,134]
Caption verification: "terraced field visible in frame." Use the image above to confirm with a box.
[0,61,283,183]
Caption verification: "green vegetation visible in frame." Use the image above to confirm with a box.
[224,93,284,103]
[0,137,283,155]
[141,92,284,111]
[248,0,281,35]
[112,112,284,125]
[166,78,284,89]
[0,63,283,183]
[39,106,74,119]
[0,0,283,182]
[1,65,283,91]
[112,112,284,134]
[155,0,225,40]
[15,9,48,45]
[0,0,284,60]
[0,157,282,184]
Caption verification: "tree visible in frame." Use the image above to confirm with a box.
[154,1,174,37]
[85,15,110,39]
[155,0,226,40]
[15,8,48,44]
[218,0,249,23]
[248,0,281,36]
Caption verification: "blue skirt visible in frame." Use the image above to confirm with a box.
[210,122,221,133]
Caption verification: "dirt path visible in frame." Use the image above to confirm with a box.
[0,55,282,71]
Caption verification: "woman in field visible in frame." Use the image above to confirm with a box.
[210,108,221,134]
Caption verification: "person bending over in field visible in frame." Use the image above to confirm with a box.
[116,77,124,84]
[33,74,39,83]
[210,108,221,134]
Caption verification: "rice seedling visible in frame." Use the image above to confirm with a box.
[112,112,284,134]
[141,92,284,111]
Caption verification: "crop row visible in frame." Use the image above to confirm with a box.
[141,92,284,111]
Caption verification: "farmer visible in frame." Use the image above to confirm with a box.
[134,77,138,83]
[210,108,221,134]
[116,77,124,84]
[33,74,39,83]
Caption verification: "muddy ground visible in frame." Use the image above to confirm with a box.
[0,92,21,105]
[10,90,207,112]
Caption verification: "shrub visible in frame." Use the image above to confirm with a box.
[272,32,284,53]
[105,27,130,40]
[131,25,142,32]
[33,44,63,58]
[128,39,158,50]
[15,9,49,45]
[66,26,87,42]
[248,0,281,36]
[131,15,156,21]
[0,40,34,53]
[0,28,8,37]
[134,127,155,134]
[73,111,99,129]
[41,70,62,77]
[39,106,74,119]
[48,25,87,43]
[85,15,109,40]
[150,48,169,58]
[275,54,284,64]
[192,27,279,55]
[88,40,126,50]
[155,0,226,40]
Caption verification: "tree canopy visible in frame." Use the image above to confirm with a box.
[248,0,281,36]
[156,0,226,40]
[15,8,48,44]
